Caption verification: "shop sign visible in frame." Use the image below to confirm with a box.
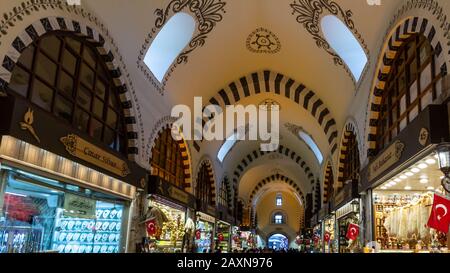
[168,186,189,204]
[334,190,346,208]
[197,212,215,223]
[368,140,405,182]
[60,134,130,177]
[63,193,96,219]
[207,205,216,217]
[418,128,429,146]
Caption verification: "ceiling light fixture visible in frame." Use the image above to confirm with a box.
[426,159,436,165]
[418,163,428,169]
[394,178,401,182]
[411,168,420,173]
[405,172,414,177]
[404,186,412,190]
[427,186,434,190]
[420,179,429,184]
[400,175,408,180]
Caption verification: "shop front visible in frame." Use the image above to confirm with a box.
[310,214,322,252]
[361,105,450,253]
[0,96,146,253]
[215,220,231,252]
[145,175,196,253]
[318,203,336,253]
[194,210,215,253]
[333,180,361,253]
[231,226,256,251]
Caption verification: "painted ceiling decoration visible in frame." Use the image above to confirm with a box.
[366,16,448,157]
[137,0,227,95]
[197,70,338,153]
[290,0,370,84]
[246,27,281,54]
[248,174,305,206]
[231,145,316,186]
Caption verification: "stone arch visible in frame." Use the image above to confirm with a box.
[193,70,339,154]
[366,16,449,157]
[0,15,141,161]
[336,120,361,191]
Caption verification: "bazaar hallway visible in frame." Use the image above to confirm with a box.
[0,0,450,254]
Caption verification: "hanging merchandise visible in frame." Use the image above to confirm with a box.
[195,230,201,240]
[324,232,331,243]
[346,223,360,241]
[427,194,450,234]
[146,219,157,237]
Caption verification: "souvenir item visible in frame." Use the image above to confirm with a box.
[59,233,67,242]
[110,209,118,219]
[114,246,119,253]
[87,221,95,230]
[67,221,75,230]
[115,234,120,242]
[102,210,110,219]
[64,245,72,253]
[108,222,116,231]
[95,222,102,230]
[100,246,108,253]
[108,234,115,242]
[80,233,87,242]
[73,233,81,241]
[101,222,109,231]
[79,245,86,253]
[72,245,79,253]
[115,224,121,232]
[85,246,93,253]
[60,221,68,230]
[96,210,103,219]
[94,234,102,242]
[75,221,82,230]
[117,210,122,219]
[81,221,88,230]
[107,246,114,253]
[87,233,94,242]
[66,233,74,241]
[93,245,101,253]
[57,245,65,253]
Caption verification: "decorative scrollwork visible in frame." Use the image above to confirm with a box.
[290,0,369,84]
[139,0,226,94]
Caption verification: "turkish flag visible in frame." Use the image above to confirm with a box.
[195,230,201,240]
[346,223,360,241]
[324,232,331,243]
[427,194,450,234]
[218,233,224,242]
[145,219,157,236]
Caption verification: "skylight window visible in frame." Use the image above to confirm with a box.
[321,15,368,81]
[144,12,196,82]
[217,133,238,163]
[299,131,323,164]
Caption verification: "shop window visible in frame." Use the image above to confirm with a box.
[144,12,196,82]
[7,32,127,155]
[342,132,360,183]
[150,128,187,189]
[196,163,214,207]
[321,15,368,81]
[376,34,441,151]
[0,167,126,253]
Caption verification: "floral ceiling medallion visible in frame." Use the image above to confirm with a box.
[290,0,369,84]
[246,28,281,54]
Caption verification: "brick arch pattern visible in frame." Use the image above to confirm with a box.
[337,122,360,191]
[248,174,305,206]
[193,70,339,155]
[367,17,448,157]
[0,16,140,160]
[322,161,335,205]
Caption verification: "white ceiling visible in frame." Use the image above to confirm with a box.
[81,0,405,197]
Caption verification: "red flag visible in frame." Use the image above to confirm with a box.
[427,194,450,234]
[346,223,360,241]
[218,233,224,242]
[145,219,157,236]
[324,232,331,243]
[195,230,201,240]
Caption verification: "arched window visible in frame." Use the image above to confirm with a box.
[144,12,196,82]
[342,132,360,183]
[321,15,368,81]
[298,130,323,164]
[376,34,441,151]
[196,163,214,207]
[218,178,230,208]
[272,212,286,225]
[151,128,186,189]
[7,32,127,154]
[276,194,282,207]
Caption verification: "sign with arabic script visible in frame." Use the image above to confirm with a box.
[369,140,405,182]
[60,134,130,177]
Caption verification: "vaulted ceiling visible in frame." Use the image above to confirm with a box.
[82,0,405,200]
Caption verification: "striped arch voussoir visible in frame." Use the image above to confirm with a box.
[232,145,316,185]
[337,122,359,192]
[0,17,139,160]
[323,162,334,205]
[198,159,216,207]
[194,70,338,155]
